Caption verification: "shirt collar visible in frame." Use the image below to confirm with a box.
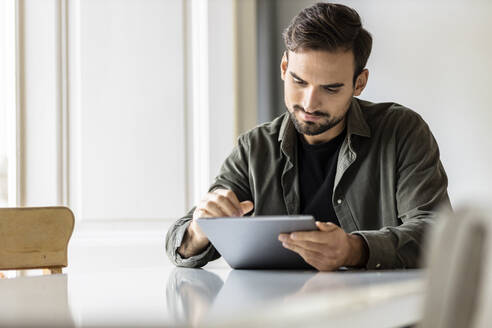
[278,97,371,143]
[346,97,371,138]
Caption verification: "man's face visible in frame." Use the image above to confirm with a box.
[281,49,367,138]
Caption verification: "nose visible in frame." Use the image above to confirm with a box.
[302,86,321,113]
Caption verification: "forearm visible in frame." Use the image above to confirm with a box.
[354,214,436,270]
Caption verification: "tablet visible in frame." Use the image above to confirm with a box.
[197,215,317,270]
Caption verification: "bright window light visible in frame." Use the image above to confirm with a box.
[0,0,16,207]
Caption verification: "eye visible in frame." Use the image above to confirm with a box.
[293,78,306,85]
[322,87,339,94]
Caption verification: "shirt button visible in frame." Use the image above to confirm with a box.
[337,199,342,205]
[375,263,381,269]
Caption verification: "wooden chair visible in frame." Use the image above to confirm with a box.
[0,207,75,275]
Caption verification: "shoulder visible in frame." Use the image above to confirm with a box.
[357,99,439,159]
[357,98,429,134]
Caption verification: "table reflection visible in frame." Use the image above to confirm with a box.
[0,265,422,327]
[166,268,319,325]
[166,268,224,326]
[166,267,423,326]
[0,274,75,327]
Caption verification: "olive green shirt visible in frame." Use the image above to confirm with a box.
[165,97,451,270]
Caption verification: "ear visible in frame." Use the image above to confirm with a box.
[280,52,288,81]
[353,69,369,96]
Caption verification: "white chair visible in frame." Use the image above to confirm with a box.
[420,206,492,328]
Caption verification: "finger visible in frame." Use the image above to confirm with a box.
[290,223,340,242]
[193,208,215,220]
[282,242,328,270]
[316,221,340,232]
[290,230,326,243]
[283,242,338,271]
[199,199,227,217]
[282,241,323,261]
[284,238,341,259]
[214,189,242,214]
[284,239,326,253]
[210,193,243,217]
[240,201,254,215]
[278,233,290,241]
[192,208,215,228]
[290,230,342,250]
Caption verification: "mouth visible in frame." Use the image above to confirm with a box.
[298,111,323,122]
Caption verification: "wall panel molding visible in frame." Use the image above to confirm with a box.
[17,0,61,207]
[0,0,21,206]
[234,0,257,136]
[56,0,69,206]
[67,0,82,219]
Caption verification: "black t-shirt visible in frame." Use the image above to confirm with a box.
[298,130,346,226]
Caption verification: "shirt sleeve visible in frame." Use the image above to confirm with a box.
[165,135,252,267]
[208,134,253,203]
[165,207,221,268]
[353,110,452,270]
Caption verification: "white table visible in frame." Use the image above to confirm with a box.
[0,219,425,327]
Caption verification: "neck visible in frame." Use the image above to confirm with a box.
[302,118,346,145]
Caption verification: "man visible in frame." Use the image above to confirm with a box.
[165,2,451,271]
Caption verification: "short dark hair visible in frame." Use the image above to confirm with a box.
[283,2,372,84]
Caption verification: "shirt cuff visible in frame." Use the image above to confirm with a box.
[172,221,214,267]
[351,230,400,270]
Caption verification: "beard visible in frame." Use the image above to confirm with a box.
[288,105,345,136]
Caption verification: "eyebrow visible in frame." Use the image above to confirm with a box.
[289,71,345,88]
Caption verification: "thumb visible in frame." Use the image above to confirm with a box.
[316,221,339,232]
[240,201,254,215]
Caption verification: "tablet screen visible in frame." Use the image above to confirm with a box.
[197,215,316,269]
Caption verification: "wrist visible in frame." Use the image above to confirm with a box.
[187,221,209,249]
[177,221,209,258]
[346,234,369,268]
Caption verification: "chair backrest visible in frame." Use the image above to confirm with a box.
[420,206,492,328]
[0,207,75,273]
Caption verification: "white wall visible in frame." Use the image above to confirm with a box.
[11,0,492,219]
[72,0,186,220]
[12,0,239,220]
[275,0,492,206]
[15,0,189,220]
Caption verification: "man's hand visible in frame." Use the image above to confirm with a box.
[278,221,368,271]
[178,189,254,258]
